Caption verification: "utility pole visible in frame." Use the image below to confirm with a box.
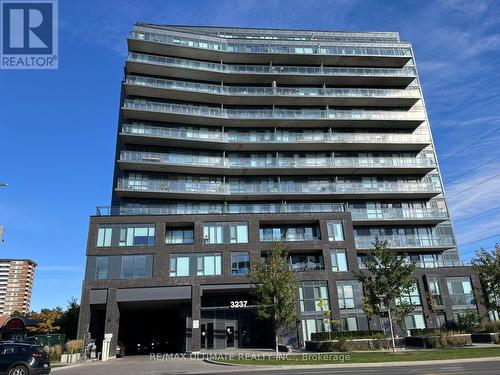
[0,182,7,243]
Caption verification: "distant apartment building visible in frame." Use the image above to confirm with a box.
[0,259,36,316]
[78,24,488,355]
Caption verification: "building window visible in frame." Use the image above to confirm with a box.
[397,282,421,306]
[446,277,475,307]
[203,222,248,244]
[95,257,109,280]
[170,253,222,276]
[231,252,250,275]
[259,224,320,242]
[165,227,194,244]
[426,276,444,306]
[97,227,112,247]
[299,281,330,313]
[342,316,358,331]
[330,250,348,272]
[121,255,149,278]
[170,256,190,277]
[97,224,155,247]
[326,220,344,241]
[230,223,249,243]
[405,313,426,330]
[337,283,355,309]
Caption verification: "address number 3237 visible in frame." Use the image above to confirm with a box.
[230,300,248,308]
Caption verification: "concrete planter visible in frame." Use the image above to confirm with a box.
[405,334,472,348]
[60,353,82,364]
[305,337,405,352]
[471,332,500,344]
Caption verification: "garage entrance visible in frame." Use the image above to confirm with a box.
[118,300,190,354]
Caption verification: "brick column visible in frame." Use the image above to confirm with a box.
[191,284,201,352]
[103,288,120,358]
[77,284,91,341]
[438,275,455,323]
[470,272,488,318]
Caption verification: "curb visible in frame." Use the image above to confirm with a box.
[206,355,500,370]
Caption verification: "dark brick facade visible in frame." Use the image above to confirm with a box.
[77,212,486,355]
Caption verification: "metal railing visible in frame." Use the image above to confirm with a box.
[128,52,418,77]
[355,235,455,248]
[123,99,426,122]
[122,123,431,145]
[125,75,421,99]
[350,208,448,220]
[116,178,439,195]
[120,151,436,169]
[130,30,412,57]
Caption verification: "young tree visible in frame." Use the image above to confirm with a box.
[249,241,298,354]
[472,244,500,316]
[355,238,417,352]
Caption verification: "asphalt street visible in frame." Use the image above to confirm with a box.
[51,356,500,375]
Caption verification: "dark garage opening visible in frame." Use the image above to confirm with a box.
[118,300,190,355]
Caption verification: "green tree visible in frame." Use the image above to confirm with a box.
[355,238,417,352]
[471,244,500,316]
[56,298,80,340]
[249,241,298,354]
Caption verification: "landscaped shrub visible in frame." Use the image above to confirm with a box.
[65,339,83,354]
[43,345,63,362]
[457,310,483,333]
[484,321,500,333]
[311,330,385,341]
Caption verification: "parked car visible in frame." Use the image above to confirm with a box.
[0,342,50,375]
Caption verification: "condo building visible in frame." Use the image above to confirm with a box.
[77,24,487,355]
[0,259,36,316]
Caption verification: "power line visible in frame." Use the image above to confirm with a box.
[446,155,499,184]
[440,127,500,163]
[458,233,500,248]
[448,172,500,199]
[454,205,500,223]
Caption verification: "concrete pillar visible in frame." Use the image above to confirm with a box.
[103,288,119,358]
[191,284,201,352]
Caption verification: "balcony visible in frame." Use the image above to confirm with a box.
[350,207,448,225]
[122,99,426,128]
[118,150,436,176]
[124,75,420,107]
[354,235,455,251]
[120,123,431,152]
[126,53,417,86]
[115,178,440,201]
[450,294,476,307]
[128,30,413,66]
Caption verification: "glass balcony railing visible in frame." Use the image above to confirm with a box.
[450,294,475,306]
[120,151,436,169]
[349,208,448,221]
[130,31,412,57]
[117,178,439,195]
[125,75,421,99]
[355,235,455,249]
[122,123,431,145]
[128,53,418,77]
[96,203,447,223]
[358,259,469,270]
[123,99,426,122]
[260,233,320,242]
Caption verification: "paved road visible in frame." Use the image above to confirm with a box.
[53,356,500,375]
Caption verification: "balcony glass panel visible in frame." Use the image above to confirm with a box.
[128,52,417,77]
